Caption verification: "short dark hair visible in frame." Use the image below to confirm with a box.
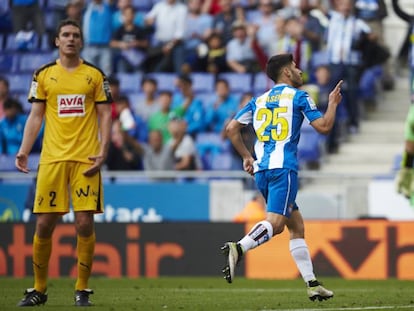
[266,53,293,83]
[141,76,157,87]
[56,19,83,41]
[215,78,229,88]
[178,73,192,85]
[107,75,120,86]
[159,90,172,97]
[4,98,23,113]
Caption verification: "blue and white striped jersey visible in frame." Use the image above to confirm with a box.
[234,83,322,173]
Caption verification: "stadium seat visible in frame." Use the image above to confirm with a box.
[191,72,215,93]
[0,53,19,73]
[5,73,32,93]
[132,0,153,10]
[253,72,273,95]
[147,72,176,92]
[19,52,55,73]
[116,72,143,93]
[210,151,235,170]
[218,73,253,93]
[44,10,55,31]
[298,124,325,169]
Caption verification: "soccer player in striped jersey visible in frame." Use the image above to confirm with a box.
[15,19,112,307]
[222,53,343,301]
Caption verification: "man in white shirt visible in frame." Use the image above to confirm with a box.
[145,0,187,73]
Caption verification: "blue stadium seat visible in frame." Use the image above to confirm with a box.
[132,0,153,10]
[5,73,32,93]
[116,72,143,93]
[19,52,55,73]
[253,72,273,94]
[0,153,40,172]
[191,72,215,93]
[210,151,234,170]
[0,53,19,73]
[147,72,176,92]
[298,124,324,168]
[218,73,253,93]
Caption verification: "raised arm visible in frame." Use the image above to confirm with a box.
[310,80,343,135]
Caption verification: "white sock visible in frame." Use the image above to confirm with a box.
[289,238,315,283]
[238,220,273,252]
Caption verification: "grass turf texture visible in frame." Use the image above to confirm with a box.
[1,277,414,310]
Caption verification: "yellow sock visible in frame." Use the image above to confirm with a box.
[33,234,52,293]
[75,233,95,291]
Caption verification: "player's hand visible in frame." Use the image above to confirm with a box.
[15,152,30,173]
[243,157,255,176]
[328,80,343,106]
[83,155,105,177]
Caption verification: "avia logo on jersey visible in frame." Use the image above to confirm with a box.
[58,94,86,117]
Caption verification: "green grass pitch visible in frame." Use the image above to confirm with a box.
[1,277,413,310]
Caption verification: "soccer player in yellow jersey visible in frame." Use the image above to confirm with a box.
[15,19,112,307]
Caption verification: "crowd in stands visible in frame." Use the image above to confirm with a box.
[0,0,393,172]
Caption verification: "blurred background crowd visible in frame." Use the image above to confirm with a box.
[0,0,406,173]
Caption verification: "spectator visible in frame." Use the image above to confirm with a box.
[11,0,45,36]
[0,1,12,33]
[298,0,326,53]
[171,74,206,138]
[354,0,393,90]
[144,0,188,73]
[306,64,341,153]
[205,78,239,135]
[284,17,312,83]
[211,0,243,44]
[106,119,143,170]
[167,114,200,171]
[198,32,228,74]
[82,0,113,75]
[141,129,175,170]
[247,0,279,57]
[324,0,372,134]
[226,20,261,73]
[183,0,213,71]
[64,0,84,26]
[108,75,121,120]
[0,77,11,119]
[0,99,26,155]
[201,0,222,15]
[148,90,179,144]
[110,5,149,73]
[114,95,148,144]
[112,0,145,30]
[132,77,160,122]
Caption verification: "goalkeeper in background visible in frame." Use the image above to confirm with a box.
[393,0,414,202]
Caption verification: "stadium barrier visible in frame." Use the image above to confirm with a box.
[1,221,414,279]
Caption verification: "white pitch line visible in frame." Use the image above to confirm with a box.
[162,288,379,293]
[274,307,414,311]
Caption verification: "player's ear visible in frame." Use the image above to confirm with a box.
[283,66,291,78]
